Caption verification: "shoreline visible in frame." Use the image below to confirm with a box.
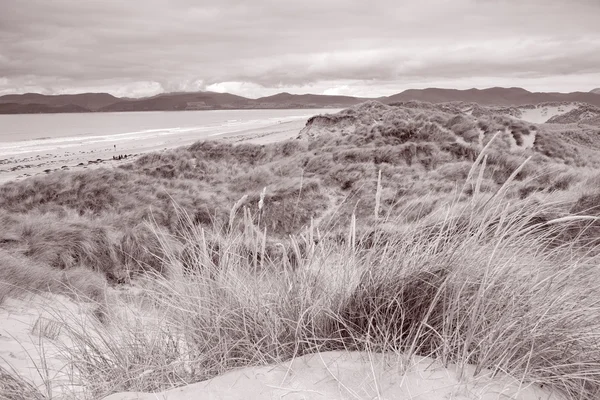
[0,119,307,185]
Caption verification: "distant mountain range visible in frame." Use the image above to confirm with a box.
[0,93,120,112]
[1,87,600,114]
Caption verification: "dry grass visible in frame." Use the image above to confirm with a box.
[0,104,597,278]
[3,102,600,399]
[41,155,600,399]
[0,364,47,400]
[0,250,107,305]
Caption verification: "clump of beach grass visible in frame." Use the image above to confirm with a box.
[0,364,48,400]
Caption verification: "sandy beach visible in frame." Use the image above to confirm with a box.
[0,119,307,185]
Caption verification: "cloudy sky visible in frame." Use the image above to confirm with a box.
[1,0,599,98]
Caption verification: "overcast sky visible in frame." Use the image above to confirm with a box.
[1,0,599,98]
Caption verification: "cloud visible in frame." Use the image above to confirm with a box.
[1,0,599,97]
[205,82,277,98]
[323,85,356,96]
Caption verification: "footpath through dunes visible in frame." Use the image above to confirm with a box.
[2,100,600,399]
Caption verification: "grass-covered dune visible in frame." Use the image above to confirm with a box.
[2,101,599,285]
[2,100,600,399]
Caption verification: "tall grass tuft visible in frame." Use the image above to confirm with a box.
[0,250,107,305]
[0,364,48,400]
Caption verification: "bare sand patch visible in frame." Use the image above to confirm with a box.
[0,294,89,398]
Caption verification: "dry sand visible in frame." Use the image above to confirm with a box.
[0,119,306,185]
[0,294,91,398]
[101,351,561,400]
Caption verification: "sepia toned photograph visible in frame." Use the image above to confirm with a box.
[1,1,600,399]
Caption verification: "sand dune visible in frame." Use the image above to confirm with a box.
[0,294,89,398]
[101,351,561,400]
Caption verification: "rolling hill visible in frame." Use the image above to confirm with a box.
[0,93,119,111]
[382,87,600,107]
[0,102,90,114]
[253,92,368,108]
[99,91,252,112]
[2,87,600,114]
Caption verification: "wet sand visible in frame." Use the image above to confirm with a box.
[0,119,305,184]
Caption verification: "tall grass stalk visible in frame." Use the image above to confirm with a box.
[374,169,382,219]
